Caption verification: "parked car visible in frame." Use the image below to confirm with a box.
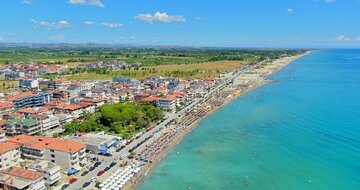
[90,177,96,182]
[94,162,101,167]
[97,170,105,176]
[82,182,91,188]
[69,178,78,184]
[81,171,89,176]
[89,166,96,171]
[61,183,69,189]
[104,166,111,171]
[110,162,116,167]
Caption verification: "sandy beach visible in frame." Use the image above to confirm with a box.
[124,52,310,190]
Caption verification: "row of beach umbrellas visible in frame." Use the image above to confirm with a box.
[99,165,141,190]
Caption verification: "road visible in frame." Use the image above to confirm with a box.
[66,60,267,190]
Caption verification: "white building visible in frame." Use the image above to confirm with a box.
[0,167,46,190]
[26,160,61,186]
[8,135,87,172]
[0,142,21,170]
[19,78,39,89]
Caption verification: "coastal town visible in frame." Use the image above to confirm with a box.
[0,52,305,190]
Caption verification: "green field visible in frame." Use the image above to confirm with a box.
[64,60,248,80]
[0,45,306,80]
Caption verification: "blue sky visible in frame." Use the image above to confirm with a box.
[0,0,359,47]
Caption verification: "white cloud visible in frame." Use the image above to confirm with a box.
[101,22,123,28]
[0,36,3,42]
[135,11,186,24]
[335,35,351,41]
[69,0,104,8]
[48,35,66,41]
[287,8,294,14]
[31,19,71,29]
[83,21,95,25]
[22,0,32,5]
[356,37,360,41]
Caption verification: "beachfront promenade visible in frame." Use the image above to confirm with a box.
[66,54,304,190]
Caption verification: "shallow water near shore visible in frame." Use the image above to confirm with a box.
[137,49,360,190]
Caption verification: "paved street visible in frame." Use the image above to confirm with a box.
[66,60,267,190]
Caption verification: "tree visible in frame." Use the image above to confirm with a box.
[52,133,60,138]
[41,86,49,91]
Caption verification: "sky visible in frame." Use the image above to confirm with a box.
[0,0,359,48]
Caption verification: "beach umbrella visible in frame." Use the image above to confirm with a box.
[120,181,126,185]
[129,174,134,178]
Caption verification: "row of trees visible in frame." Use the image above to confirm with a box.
[64,103,164,139]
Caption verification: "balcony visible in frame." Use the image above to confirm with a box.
[23,152,44,160]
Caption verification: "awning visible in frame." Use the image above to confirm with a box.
[98,149,108,154]
[67,168,77,175]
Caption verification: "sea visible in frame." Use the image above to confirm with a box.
[137,49,360,190]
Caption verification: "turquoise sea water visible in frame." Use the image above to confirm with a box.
[137,50,360,190]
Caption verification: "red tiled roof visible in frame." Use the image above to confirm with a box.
[1,167,44,181]
[169,92,185,98]
[0,102,14,109]
[135,94,150,97]
[7,135,86,154]
[0,142,20,154]
[17,108,38,114]
[6,92,37,101]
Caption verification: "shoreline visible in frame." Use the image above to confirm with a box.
[124,51,310,190]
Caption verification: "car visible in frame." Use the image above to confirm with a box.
[97,170,105,176]
[89,166,96,171]
[116,148,121,152]
[90,177,96,182]
[82,182,91,188]
[81,171,89,176]
[94,162,101,167]
[104,166,111,171]
[69,178,78,184]
[61,183,69,189]
[103,153,112,157]
[110,162,116,167]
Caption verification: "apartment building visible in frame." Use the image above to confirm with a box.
[19,78,39,89]
[37,115,60,133]
[5,116,41,136]
[0,101,14,118]
[155,96,177,112]
[7,135,86,171]
[0,129,6,142]
[6,92,52,110]
[0,142,21,170]
[0,167,46,190]
[26,160,61,186]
